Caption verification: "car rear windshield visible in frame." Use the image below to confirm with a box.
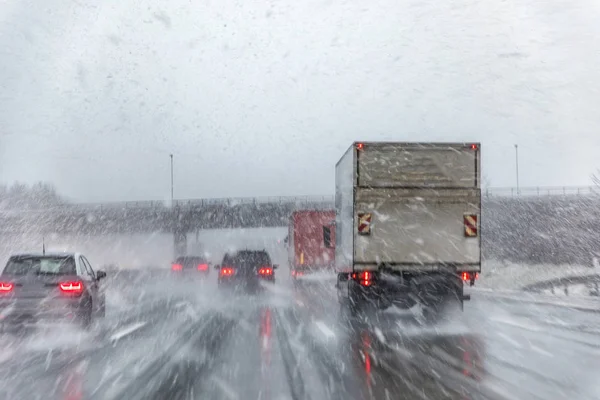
[226,251,271,267]
[3,256,77,276]
[174,257,207,268]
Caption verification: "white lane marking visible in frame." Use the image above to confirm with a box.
[391,345,414,360]
[374,327,386,344]
[210,376,239,400]
[314,321,336,339]
[109,322,147,342]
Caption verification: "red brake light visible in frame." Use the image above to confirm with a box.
[220,267,235,277]
[172,264,183,271]
[0,282,14,293]
[258,267,273,276]
[352,271,374,286]
[59,281,84,295]
[197,264,208,271]
[461,272,479,281]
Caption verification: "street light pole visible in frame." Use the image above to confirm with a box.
[170,154,174,204]
[514,144,520,194]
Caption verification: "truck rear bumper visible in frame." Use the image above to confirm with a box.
[347,271,467,309]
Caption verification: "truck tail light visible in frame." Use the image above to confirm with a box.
[461,272,479,282]
[352,271,374,287]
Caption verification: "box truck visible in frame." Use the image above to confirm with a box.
[335,142,481,319]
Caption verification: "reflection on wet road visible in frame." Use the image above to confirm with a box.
[0,277,598,399]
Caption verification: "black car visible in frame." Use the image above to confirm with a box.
[0,253,107,329]
[216,250,278,290]
[171,256,212,276]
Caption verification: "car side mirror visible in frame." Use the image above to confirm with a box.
[96,270,107,280]
[214,264,221,270]
[273,265,279,270]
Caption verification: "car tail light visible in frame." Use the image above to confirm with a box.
[352,271,374,287]
[258,266,273,276]
[220,267,235,277]
[461,272,479,281]
[59,281,84,296]
[292,270,304,277]
[197,264,209,271]
[172,264,183,271]
[0,282,14,293]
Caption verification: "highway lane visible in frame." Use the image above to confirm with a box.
[0,276,598,399]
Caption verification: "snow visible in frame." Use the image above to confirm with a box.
[478,260,594,291]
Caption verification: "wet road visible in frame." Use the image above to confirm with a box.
[0,275,598,400]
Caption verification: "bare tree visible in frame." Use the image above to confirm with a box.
[0,182,65,209]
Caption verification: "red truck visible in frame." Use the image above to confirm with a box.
[288,210,336,279]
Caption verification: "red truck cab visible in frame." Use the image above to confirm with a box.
[288,210,336,279]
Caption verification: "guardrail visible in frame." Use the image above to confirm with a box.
[484,186,597,197]
[0,187,597,212]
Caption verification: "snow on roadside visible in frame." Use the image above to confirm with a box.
[479,260,594,291]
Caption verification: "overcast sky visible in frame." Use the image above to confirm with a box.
[1,0,599,202]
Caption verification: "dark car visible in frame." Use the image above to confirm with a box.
[216,250,278,291]
[171,256,211,276]
[0,253,107,329]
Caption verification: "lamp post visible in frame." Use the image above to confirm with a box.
[170,154,174,205]
[514,144,520,194]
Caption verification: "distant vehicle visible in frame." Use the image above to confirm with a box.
[216,250,278,291]
[0,253,107,328]
[288,210,336,280]
[171,256,211,276]
[335,142,481,320]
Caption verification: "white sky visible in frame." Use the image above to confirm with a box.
[1,0,599,202]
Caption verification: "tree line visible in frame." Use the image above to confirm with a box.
[0,182,65,209]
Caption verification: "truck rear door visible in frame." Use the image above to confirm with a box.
[354,143,481,270]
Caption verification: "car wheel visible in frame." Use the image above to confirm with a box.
[78,306,93,330]
[97,301,106,318]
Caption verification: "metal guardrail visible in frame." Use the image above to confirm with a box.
[0,187,597,212]
[484,186,597,197]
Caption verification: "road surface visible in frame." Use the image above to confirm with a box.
[0,274,597,400]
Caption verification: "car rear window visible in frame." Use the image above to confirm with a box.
[3,256,77,276]
[233,251,271,267]
[174,257,207,268]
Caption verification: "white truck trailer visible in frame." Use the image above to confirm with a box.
[335,142,481,319]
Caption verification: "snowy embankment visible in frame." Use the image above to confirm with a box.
[478,260,596,291]
[475,260,600,311]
